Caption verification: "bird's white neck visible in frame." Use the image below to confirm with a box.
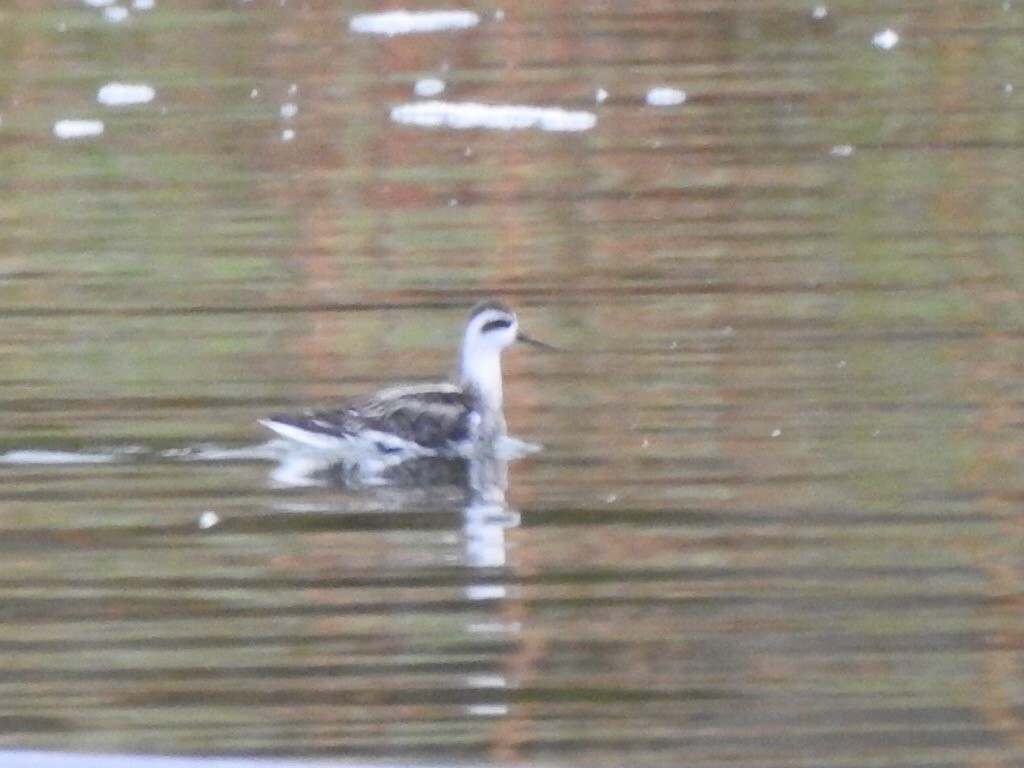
[460,345,504,414]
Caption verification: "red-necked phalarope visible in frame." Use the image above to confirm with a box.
[260,300,552,469]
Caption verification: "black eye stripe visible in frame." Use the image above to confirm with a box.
[481,318,513,333]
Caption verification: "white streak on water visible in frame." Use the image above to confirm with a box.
[413,77,446,97]
[0,752,489,768]
[645,86,687,106]
[349,10,479,35]
[466,675,507,688]
[103,5,129,22]
[97,82,155,106]
[467,703,509,716]
[53,119,105,139]
[872,28,899,49]
[161,443,278,461]
[0,450,117,464]
[390,101,596,132]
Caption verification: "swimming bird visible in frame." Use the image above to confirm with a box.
[260,300,551,474]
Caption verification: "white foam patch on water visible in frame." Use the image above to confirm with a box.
[494,434,542,458]
[645,86,687,106]
[349,9,480,35]
[97,82,155,106]
[103,5,128,22]
[872,28,899,49]
[390,101,596,132]
[53,119,105,139]
[413,77,446,97]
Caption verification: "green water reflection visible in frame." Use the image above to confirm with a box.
[0,1,1022,766]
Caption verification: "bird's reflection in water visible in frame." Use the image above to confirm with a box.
[267,432,538,487]
[270,440,525,715]
[268,438,525,584]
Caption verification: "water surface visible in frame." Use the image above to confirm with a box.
[1,1,1023,766]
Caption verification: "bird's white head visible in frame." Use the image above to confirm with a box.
[459,301,519,408]
[465,301,520,351]
[458,300,553,411]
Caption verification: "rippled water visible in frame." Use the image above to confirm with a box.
[1,1,1023,766]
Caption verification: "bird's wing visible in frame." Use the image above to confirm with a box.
[350,383,474,447]
[263,383,474,449]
